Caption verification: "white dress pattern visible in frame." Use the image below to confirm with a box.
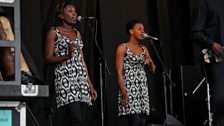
[54,27,92,108]
[118,43,150,116]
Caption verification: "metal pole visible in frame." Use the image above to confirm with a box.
[99,62,104,126]
[162,72,168,126]
[180,65,186,125]
[205,79,212,126]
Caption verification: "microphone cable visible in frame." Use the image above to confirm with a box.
[25,103,40,126]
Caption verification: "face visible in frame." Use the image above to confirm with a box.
[130,23,145,40]
[61,4,77,25]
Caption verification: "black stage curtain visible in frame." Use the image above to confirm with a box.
[156,0,194,124]
[156,0,194,68]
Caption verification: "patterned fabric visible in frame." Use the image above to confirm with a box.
[118,43,150,116]
[54,27,92,108]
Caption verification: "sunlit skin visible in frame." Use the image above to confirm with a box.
[44,4,97,101]
[116,23,156,106]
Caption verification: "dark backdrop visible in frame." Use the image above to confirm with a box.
[9,0,206,126]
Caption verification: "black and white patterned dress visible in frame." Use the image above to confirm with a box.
[118,43,150,116]
[54,27,92,108]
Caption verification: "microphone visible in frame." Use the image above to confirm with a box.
[143,33,159,41]
[77,16,95,22]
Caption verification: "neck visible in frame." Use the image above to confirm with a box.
[128,37,139,46]
[62,21,73,29]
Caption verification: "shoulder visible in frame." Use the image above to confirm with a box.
[117,43,126,50]
[47,27,57,35]
[45,27,57,40]
[48,27,56,33]
[116,43,126,54]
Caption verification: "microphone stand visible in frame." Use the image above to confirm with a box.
[148,38,175,126]
[87,19,111,126]
[191,63,212,126]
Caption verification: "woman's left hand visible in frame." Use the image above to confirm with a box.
[90,87,97,101]
[144,55,156,73]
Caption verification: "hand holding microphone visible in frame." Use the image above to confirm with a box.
[144,54,156,73]
[68,43,76,58]
[144,55,153,65]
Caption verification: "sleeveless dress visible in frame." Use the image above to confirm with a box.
[118,43,150,116]
[54,27,92,108]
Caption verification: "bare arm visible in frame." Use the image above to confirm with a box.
[143,46,156,74]
[115,43,129,106]
[80,49,97,101]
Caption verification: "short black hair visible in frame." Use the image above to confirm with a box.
[125,18,143,36]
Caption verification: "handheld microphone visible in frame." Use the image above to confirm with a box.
[77,16,95,22]
[143,33,159,41]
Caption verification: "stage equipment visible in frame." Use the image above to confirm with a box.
[77,16,95,22]
[0,0,49,99]
[192,63,213,126]
[144,33,159,41]
[85,17,111,126]
[0,1,49,126]
[0,101,26,126]
[0,0,14,3]
[146,37,184,126]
